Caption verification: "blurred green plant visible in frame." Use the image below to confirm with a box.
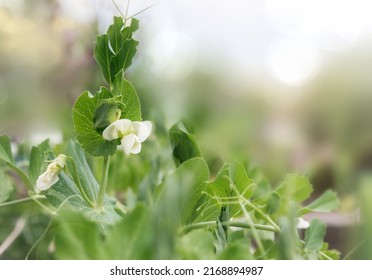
[0,13,341,260]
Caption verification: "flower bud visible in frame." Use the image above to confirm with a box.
[93,99,121,132]
[35,154,67,193]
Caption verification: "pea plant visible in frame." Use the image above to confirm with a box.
[0,15,341,260]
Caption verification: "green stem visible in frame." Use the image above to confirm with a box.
[343,240,364,260]
[98,156,110,209]
[319,250,333,260]
[31,196,56,215]
[242,197,281,232]
[0,195,46,208]
[25,217,53,260]
[178,221,277,235]
[69,159,95,208]
[115,201,128,215]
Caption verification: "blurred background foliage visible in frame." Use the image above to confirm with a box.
[1,0,372,259]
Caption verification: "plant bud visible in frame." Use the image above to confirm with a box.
[93,98,121,132]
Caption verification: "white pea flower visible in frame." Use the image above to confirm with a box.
[102,119,152,155]
[36,154,68,193]
[296,217,310,229]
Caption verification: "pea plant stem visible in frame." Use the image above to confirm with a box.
[97,156,110,209]
[0,195,46,208]
[178,221,277,235]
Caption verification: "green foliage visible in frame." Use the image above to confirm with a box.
[54,210,106,260]
[169,122,202,167]
[176,229,215,259]
[0,15,343,261]
[0,135,13,163]
[206,162,255,219]
[112,73,142,121]
[299,190,340,215]
[65,140,99,202]
[45,141,120,226]
[304,219,326,259]
[28,140,50,187]
[94,17,139,86]
[218,231,252,260]
[155,157,213,227]
[0,135,31,189]
[0,171,13,203]
[104,204,153,259]
[73,88,118,157]
[276,174,312,203]
[55,204,153,260]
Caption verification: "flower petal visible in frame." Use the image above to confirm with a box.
[36,171,59,193]
[296,217,310,229]
[102,119,132,140]
[132,121,152,142]
[119,134,142,155]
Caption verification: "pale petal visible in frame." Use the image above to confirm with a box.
[113,119,132,134]
[36,171,59,192]
[296,217,310,229]
[119,134,141,155]
[102,123,120,140]
[129,135,142,154]
[132,121,152,142]
[102,119,132,140]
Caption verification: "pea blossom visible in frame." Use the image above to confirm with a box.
[102,119,152,155]
[296,217,310,229]
[36,154,68,193]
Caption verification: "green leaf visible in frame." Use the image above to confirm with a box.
[247,165,272,198]
[0,135,32,189]
[110,39,139,79]
[46,141,120,227]
[107,16,125,54]
[206,163,255,218]
[73,87,119,157]
[0,135,13,163]
[46,172,120,227]
[121,18,139,41]
[218,231,252,260]
[304,219,326,259]
[176,229,215,259]
[299,190,339,215]
[94,17,139,86]
[54,209,106,259]
[0,171,13,203]
[28,139,50,186]
[155,158,212,226]
[229,162,255,216]
[105,204,154,259]
[319,242,340,260]
[207,164,230,199]
[94,34,113,85]
[169,122,202,167]
[276,174,313,203]
[65,140,99,203]
[230,162,255,199]
[45,171,88,210]
[112,73,142,121]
